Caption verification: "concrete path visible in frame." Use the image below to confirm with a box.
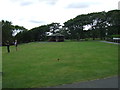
[100,41,119,45]
[47,76,118,88]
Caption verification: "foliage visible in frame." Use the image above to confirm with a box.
[48,23,61,34]
[15,25,50,43]
[111,35,120,38]
[63,10,119,41]
[1,20,27,45]
[2,20,14,45]
[1,10,120,44]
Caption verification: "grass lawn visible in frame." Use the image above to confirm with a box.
[2,41,118,88]
[0,47,2,89]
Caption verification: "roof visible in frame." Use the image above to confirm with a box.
[47,33,64,37]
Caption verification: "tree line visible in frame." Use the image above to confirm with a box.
[63,10,120,40]
[1,9,120,45]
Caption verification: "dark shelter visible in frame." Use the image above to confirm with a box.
[47,33,64,42]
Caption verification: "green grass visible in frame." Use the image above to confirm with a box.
[0,47,2,89]
[2,41,118,88]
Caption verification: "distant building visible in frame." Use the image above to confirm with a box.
[47,33,64,42]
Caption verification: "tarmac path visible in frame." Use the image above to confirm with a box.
[99,41,119,45]
[47,76,118,88]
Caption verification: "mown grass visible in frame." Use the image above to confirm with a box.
[0,47,2,89]
[2,41,118,88]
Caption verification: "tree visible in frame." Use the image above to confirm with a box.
[15,24,50,43]
[2,20,14,45]
[64,14,90,40]
[106,10,120,36]
[13,25,27,36]
[48,23,61,34]
[64,19,76,40]
[59,27,70,39]
[86,12,107,40]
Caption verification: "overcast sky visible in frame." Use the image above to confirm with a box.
[0,0,119,29]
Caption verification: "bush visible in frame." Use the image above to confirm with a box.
[111,35,120,38]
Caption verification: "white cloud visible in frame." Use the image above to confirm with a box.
[20,1,33,6]
[0,0,119,29]
[66,0,101,9]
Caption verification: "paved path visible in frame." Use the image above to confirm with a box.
[47,76,118,88]
[100,41,119,45]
